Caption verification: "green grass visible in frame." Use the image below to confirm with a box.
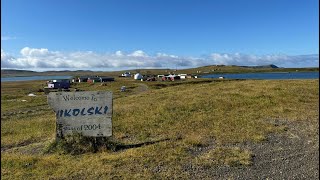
[1,78,319,179]
[1,112,54,149]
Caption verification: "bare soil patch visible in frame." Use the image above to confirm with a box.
[185,118,319,179]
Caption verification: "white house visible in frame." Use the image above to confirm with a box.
[48,83,55,88]
[134,73,143,80]
[178,74,187,79]
[121,72,131,77]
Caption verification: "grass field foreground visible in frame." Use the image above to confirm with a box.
[1,78,319,179]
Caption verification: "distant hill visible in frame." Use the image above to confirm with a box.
[239,64,279,68]
[1,69,100,77]
[1,69,36,74]
[1,69,38,77]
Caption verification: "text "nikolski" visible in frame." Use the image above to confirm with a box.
[56,106,109,118]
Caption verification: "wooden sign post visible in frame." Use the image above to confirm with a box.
[48,91,112,140]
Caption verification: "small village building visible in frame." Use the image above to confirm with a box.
[146,77,156,81]
[47,79,70,89]
[162,74,180,81]
[74,76,115,83]
[87,77,101,83]
[100,77,114,82]
[121,72,131,77]
[48,83,55,88]
[179,74,188,79]
[77,76,90,82]
[134,73,143,80]
[52,79,68,83]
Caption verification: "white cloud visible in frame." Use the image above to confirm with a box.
[115,50,123,56]
[207,53,319,67]
[1,36,17,41]
[20,47,51,57]
[1,49,15,68]
[156,53,179,58]
[129,50,148,57]
[1,47,319,70]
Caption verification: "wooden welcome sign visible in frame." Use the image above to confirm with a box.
[48,91,113,139]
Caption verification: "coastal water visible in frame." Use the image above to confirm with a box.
[1,75,73,82]
[201,72,319,80]
[1,72,319,82]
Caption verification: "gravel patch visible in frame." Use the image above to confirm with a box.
[186,118,319,179]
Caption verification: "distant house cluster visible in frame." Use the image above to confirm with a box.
[158,74,198,81]
[120,72,132,77]
[47,79,71,89]
[43,75,115,94]
[127,72,198,81]
[44,79,71,94]
[72,76,114,83]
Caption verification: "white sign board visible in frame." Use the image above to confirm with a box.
[48,91,112,138]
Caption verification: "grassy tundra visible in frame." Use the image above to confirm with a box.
[1,77,319,179]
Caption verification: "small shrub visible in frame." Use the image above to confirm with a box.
[44,133,120,155]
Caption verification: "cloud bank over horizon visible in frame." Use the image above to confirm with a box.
[1,47,319,71]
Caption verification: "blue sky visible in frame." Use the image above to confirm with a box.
[1,0,319,71]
